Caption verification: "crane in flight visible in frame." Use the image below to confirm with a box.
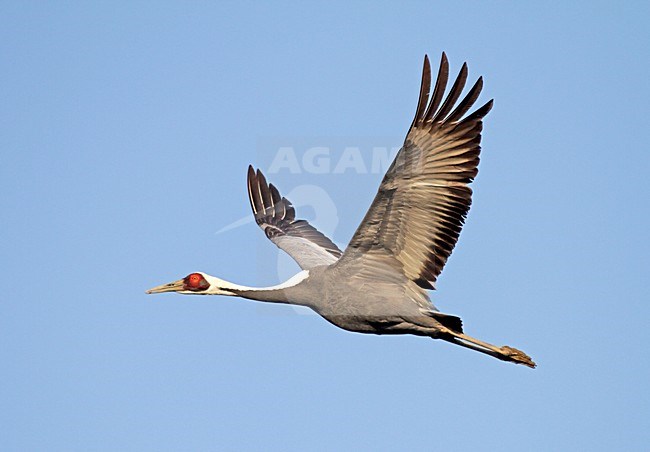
[147,53,536,368]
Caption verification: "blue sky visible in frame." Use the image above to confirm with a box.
[2,1,649,450]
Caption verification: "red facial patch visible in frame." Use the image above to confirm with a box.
[184,273,209,291]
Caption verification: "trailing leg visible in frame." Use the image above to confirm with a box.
[439,329,536,368]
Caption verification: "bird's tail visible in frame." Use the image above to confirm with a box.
[426,311,463,333]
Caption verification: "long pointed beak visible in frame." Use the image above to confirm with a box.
[146,279,185,294]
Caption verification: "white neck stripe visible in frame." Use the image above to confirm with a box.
[203,270,310,293]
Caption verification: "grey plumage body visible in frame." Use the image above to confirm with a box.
[148,53,536,368]
[235,256,439,335]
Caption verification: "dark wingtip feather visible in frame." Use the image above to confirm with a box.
[255,168,266,186]
[432,62,468,123]
[411,55,432,128]
[438,52,449,79]
[247,165,256,190]
[280,196,295,221]
[246,166,263,217]
[464,99,494,122]
[423,52,450,122]
[446,76,484,123]
[268,183,282,204]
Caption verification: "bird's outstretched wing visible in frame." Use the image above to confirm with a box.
[247,166,342,270]
[343,53,493,289]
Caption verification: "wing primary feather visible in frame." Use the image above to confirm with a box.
[432,62,468,123]
[281,197,295,221]
[423,52,450,122]
[279,197,288,220]
[269,183,282,205]
[463,99,494,122]
[247,165,262,216]
[410,55,431,129]
[246,165,255,214]
[445,76,483,123]
[256,170,273,210]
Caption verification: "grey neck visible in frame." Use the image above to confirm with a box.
[230,287,295,304]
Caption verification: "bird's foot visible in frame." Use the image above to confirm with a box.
[500,346,536,368]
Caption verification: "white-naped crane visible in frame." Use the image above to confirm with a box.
[147,53,536,368]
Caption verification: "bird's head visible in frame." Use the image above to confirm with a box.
[146,272,238,296]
